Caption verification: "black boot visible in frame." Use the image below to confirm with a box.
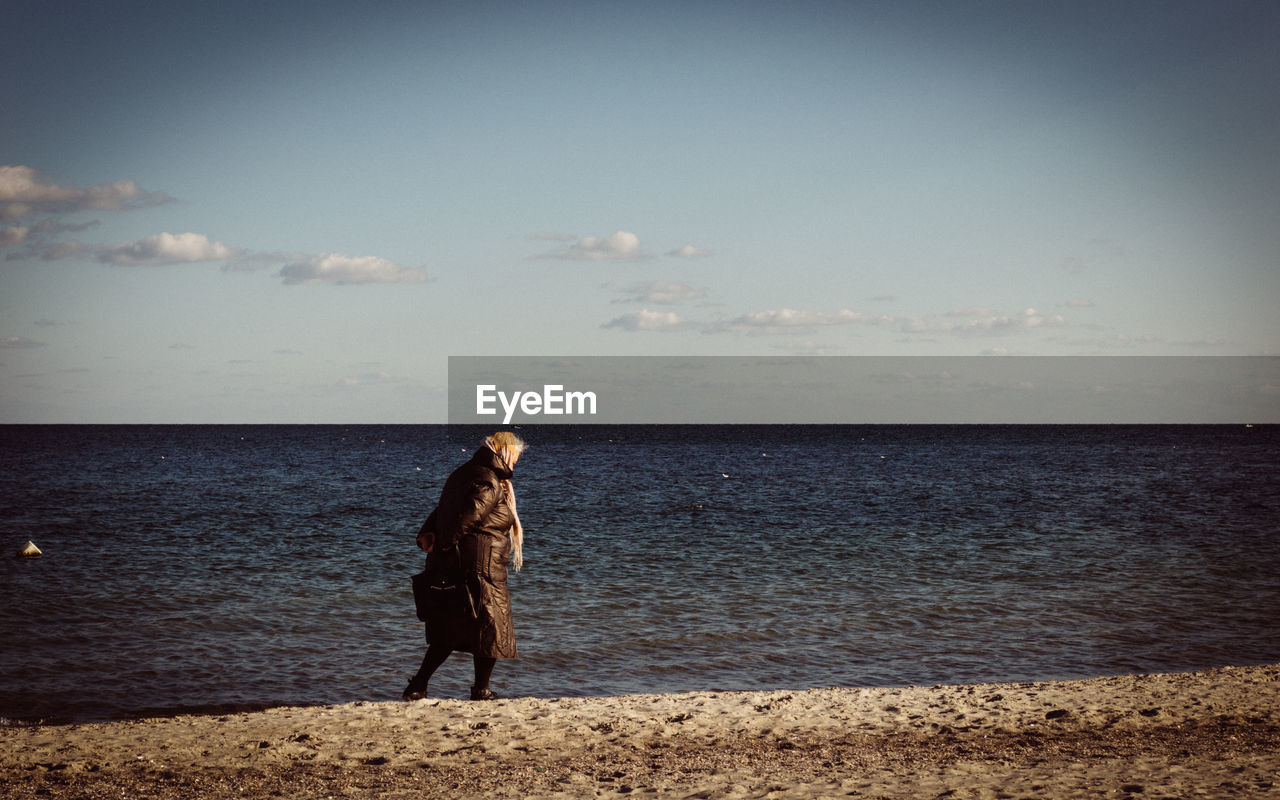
[470,686,501,701]
[402,678,429,701]
[405,645,451,701]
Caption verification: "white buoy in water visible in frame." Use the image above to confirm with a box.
[18,541,41,558]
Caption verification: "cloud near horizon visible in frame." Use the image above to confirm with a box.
[613,280,706,305]
[97,232,242,266]
[901,307,1067,336]
[6,227,424,285]
[603,304,1077,343]
[0,165,174,221]
[538,230,642,261]
[601,309,692,331]
[278,253,427,285]
[712,308,894,334]
[667,244,712,258]
[1,168,423,286]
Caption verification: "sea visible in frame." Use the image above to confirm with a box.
[2,424,1278,724]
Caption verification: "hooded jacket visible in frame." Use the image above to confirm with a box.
[417,446,518,658]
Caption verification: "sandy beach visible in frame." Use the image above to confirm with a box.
[3,664,1277,799]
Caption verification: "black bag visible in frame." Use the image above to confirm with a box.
[411,548,475,622]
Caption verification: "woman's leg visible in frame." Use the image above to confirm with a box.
[404,644,452,700]
[471,656,497,699]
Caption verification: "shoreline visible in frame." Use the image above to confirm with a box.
[4,664,1277,799]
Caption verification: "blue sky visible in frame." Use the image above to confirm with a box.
[2,0,1278,422]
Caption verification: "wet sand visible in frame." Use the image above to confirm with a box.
[4,664,1277,799]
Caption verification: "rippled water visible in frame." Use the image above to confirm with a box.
[2,424,1278,723]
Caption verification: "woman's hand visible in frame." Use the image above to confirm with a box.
[416,532,434,553]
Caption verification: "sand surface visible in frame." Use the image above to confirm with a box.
[3,664,1278,799]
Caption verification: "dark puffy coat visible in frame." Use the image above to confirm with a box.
[417,447,518,658]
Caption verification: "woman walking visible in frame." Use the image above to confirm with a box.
[404,431,526,701]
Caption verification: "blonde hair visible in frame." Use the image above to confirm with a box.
[485,431,526,571]
[485,430,526,458]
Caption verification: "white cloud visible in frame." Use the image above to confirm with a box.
[1065,298,1095,308]
[6,212,426,289]
[278,253,427,285]
[684,303,1070,340]
[601,309,692,331]
[966,308,1066,333]
[605,306,898,335]
[2,169,423,290]
[227,250,432,288]
[540,230,642,261]
[725,308,892,330]
[667,244,712,259]
[98,232,240,265]
[0,165,174,221]
[614,281,706,305]
[902,307,1067,336]
[2,336,47,349]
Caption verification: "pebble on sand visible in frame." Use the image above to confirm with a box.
[18,541,42,558]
